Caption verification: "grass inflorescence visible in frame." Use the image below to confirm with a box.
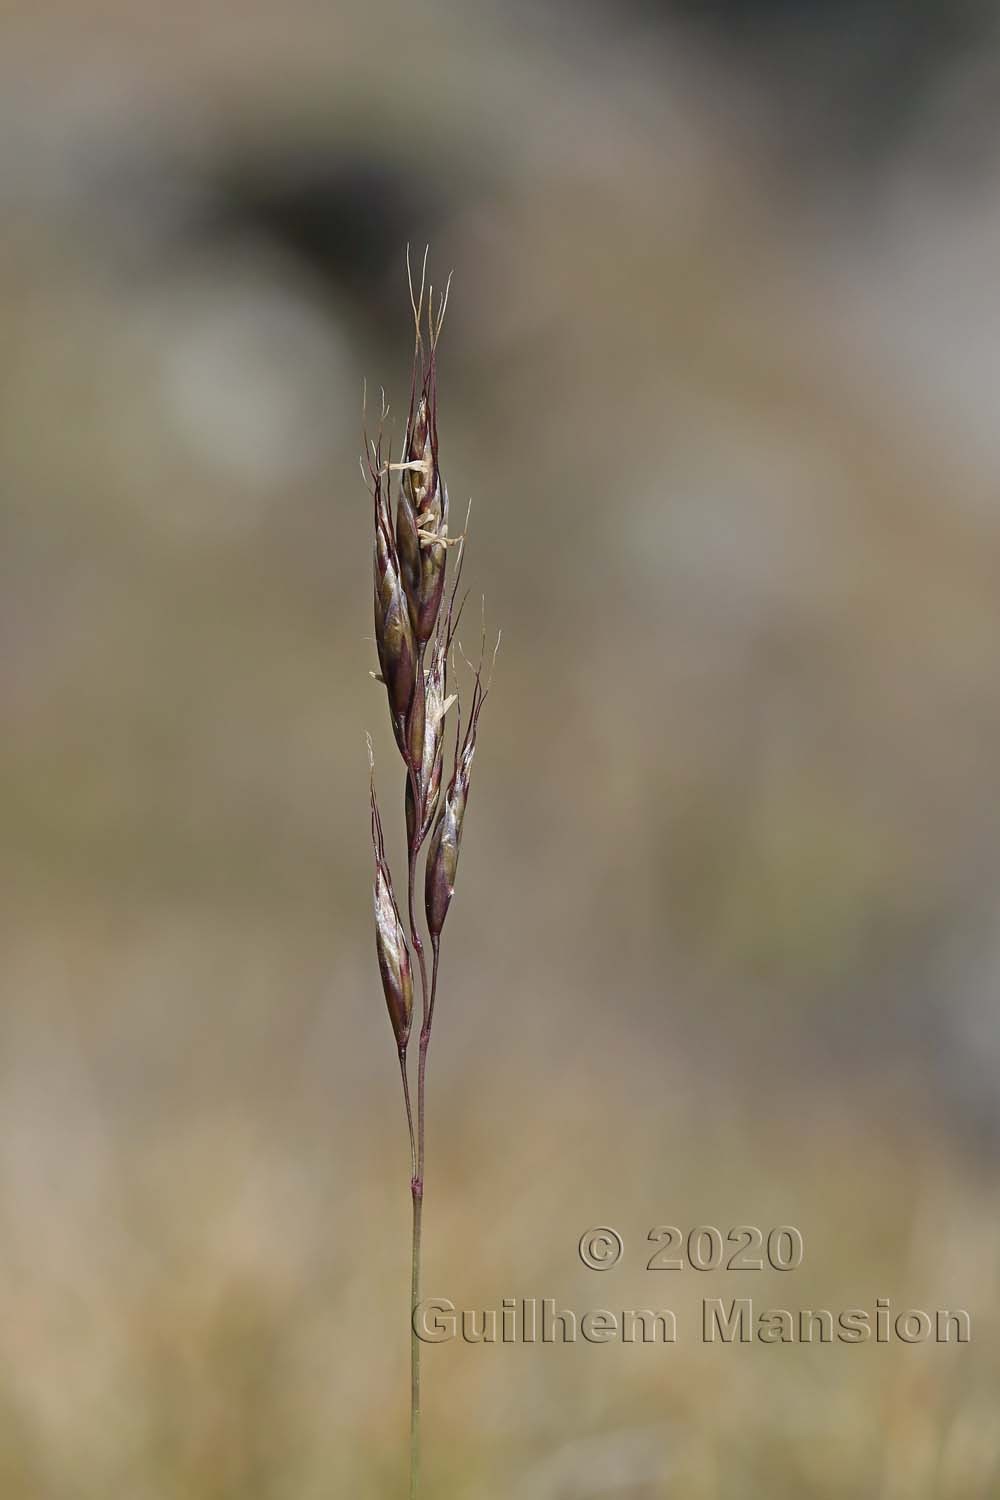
[364,250,494,1499]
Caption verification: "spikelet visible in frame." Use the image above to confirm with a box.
[371,436,417,745]
[420,625,457,839]
[424,662,487,943]
[395,264,452,645]
[370,747,413,1052]
[405,599,460,846]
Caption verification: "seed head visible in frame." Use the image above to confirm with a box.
[395,268,452,645]
[410,471,450,647]
[420,625,456,836]
[406,652,427,776]
[394,449,422,632]
[370,754,413,1051]
[424,664,486,942]
[372,452,416,736]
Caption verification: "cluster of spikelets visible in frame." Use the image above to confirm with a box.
[366,256,490,1066]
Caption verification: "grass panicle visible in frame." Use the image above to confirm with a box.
[363,251,491,1500]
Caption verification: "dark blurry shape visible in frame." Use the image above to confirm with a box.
[612,0,994,167]
[202,153,448,313]
[634,0,989,41]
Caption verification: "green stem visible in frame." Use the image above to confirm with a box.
[410,946,441,1495]
[403,773,429,1500]
[399,1052,417,1185]
[410,1178,423,1500]
[399,1047,420,1496]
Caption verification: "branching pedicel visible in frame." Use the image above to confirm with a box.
[365,254,493,1499]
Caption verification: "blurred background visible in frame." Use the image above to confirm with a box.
[3,1,1000,1495]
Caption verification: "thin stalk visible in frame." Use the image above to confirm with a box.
[399,1051,416,1186]
[406,838,431,1022]
[403,745,430,1500]
[399,1023,420,1496]
[417,948,437,1163]
[410,945,440,1499]
[409,1183,422,1500]
[428,938,441,1037]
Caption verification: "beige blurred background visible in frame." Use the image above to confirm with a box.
[3,1,1000,1495]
